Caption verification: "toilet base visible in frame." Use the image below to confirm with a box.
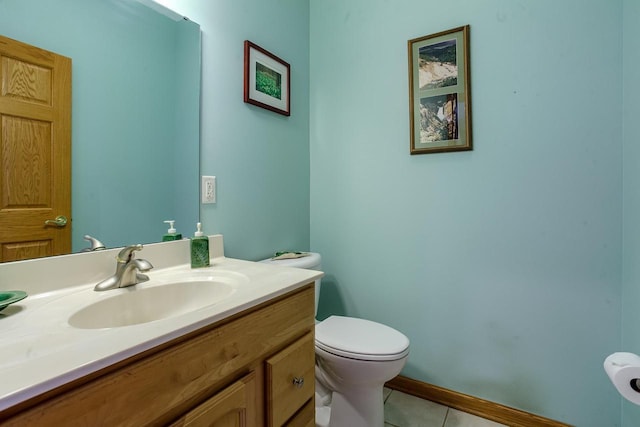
[315,405,331,427]
[315,386,385,427]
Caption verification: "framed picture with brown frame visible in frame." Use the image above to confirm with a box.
[244,40,290,116]
[408,25,472,154]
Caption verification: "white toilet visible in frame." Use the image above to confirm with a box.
[260,253,410,427]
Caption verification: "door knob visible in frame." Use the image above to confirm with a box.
[44,215,68,227]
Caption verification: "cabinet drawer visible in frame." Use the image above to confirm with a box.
[266,333,315,427]
[170,372,256,427]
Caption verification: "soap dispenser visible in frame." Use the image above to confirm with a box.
[190,222,210,268]
[162,220,182,241]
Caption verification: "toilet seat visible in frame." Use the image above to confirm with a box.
[315,316,410,362]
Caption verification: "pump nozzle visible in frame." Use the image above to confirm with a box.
[164,220,176,234]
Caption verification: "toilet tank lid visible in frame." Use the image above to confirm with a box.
[259,252,321,270]
[315,316,410,358]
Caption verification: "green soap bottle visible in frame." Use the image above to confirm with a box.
[190,222,210,268]
[162,220,182,241]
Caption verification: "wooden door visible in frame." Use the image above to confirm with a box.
[0,35,71,261]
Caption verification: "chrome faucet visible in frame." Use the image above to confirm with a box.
[81,234,106,252]
[94,244,154,292]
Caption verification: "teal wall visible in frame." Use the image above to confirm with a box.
[0,0,200,251]
[622,0,640,425]
[310,1,622,426]
[157,0,311,260]
[164,0,629,424]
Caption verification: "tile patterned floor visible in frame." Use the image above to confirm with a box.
[383,388,508,427]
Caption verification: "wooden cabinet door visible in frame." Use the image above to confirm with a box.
[170,372,256,427]
[266,333,315,427]
[0,35,71,261]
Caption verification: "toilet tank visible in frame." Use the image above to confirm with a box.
[259,253,322,317]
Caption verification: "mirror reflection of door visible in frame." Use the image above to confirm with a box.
[0,35,71,262]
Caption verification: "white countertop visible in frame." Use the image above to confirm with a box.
[0,236,322,412]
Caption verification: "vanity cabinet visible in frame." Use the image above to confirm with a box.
[0,284,315,426]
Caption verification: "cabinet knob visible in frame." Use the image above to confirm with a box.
[292,376,304,388]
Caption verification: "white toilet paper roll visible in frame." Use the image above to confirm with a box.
[604,352,640,405]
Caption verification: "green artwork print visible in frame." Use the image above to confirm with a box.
[255,62,282,100]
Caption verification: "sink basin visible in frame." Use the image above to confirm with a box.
[68,280,235,329]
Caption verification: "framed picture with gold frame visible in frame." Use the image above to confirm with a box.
[408,25,472,154]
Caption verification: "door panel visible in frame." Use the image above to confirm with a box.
[2,115,52,207]
[0,35,71,261]
[2,55,53,105]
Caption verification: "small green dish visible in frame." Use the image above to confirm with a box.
[0,291,27,311]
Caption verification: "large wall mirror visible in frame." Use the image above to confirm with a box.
[0,0,201,257]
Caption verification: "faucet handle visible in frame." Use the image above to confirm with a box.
[117,244,144,263]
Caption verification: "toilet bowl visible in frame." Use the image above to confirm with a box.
[315,315,409,427]
[260,253,410,427]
